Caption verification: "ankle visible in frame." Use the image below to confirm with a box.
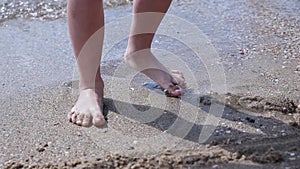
[124,47,152,60]
[79,78,104,91]
[125,35,153,59]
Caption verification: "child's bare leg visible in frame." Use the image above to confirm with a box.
[67,0,106,127]
[125,0,186,96]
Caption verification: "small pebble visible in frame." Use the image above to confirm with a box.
[128,146,135,150]
[235,140,242,145]
[212,164,219,169]
[225,130,231,134]
[36,147,45,152]
[77,132,82,136]
[245,117,255,123]
[289,152,296,157]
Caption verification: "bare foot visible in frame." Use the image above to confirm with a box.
[170,70,187,89]
[125,50,186,97]
[67,81,106,127]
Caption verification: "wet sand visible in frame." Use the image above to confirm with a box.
[1,0,300,168]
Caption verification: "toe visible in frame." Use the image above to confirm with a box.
[171,70,184,78]
[68,111,74,122]
[171,71,186,89]
[170,88,182,97]
[76,113,84,126]
[180,81,187,89]
[171,77,179,85]
[165,85,182,97]
[82,113,92,127]
[71,112,78,123]
[171,70,181,74]
[93,113,106,127]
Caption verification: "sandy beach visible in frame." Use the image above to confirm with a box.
[1,0,300,168]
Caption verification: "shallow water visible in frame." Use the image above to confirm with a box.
[0,0,132,23]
